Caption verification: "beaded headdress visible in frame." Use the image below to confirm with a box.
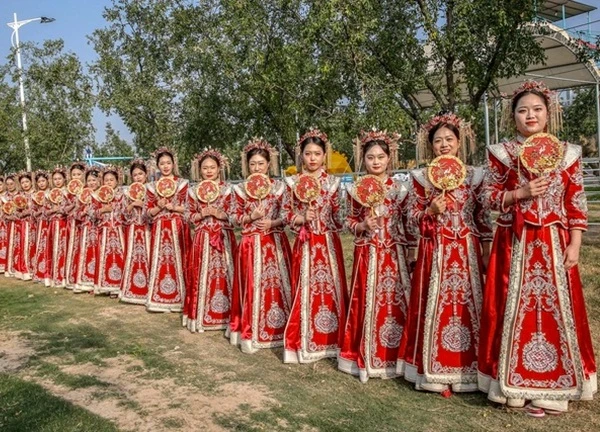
[101,164,124,186]
[151,146,180,176]
[192,148,230,181]
[295,127,332,173]
[416,112,476,162]
[500,80,563,136]
[241,137,279,178]
[34,169,49,180]
[353,128,400,172]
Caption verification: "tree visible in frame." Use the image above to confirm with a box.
[3,39,95,170]
[563,88,598,157]
[93,122,135,159]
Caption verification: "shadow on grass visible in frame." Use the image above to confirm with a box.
[0,373,118,432]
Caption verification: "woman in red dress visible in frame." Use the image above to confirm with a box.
[74,168,101,294]
[478,80,596,415]
[94,166,126,297]
[282,129,348,363]
[146,147,190,312]
[32,170,52,286]
[13,172,36,281]
[183,149,236,333]
[48,166,70,288]
[120,159,151,305]
[4,173,20,278]
[228,139,292,353]
[65,162,86,290]
[0,176,7,274]
[397,113,492,394]
[339,130,414,382]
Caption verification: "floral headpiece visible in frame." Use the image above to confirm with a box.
[85,165,101,179]
[191,148,230,181]
[151,146,180,176]
[51,165,67,177]
[501,79,563,135]
[101,164,124,186]
[69,161,87,175]
[416,112,476,163]
[295,127,332,174]
[241,137,279,178]
[34,169,49,180]
[353,128,401,172]
[17,170,33,181]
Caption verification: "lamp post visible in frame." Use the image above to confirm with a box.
[7,13,55,172]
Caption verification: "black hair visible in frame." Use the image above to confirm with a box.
[299,136,326,153]
[363,140,390,158]
[130,162,147,176]
[35,171,49,181]
[156,151,174,165]
[428,123,460,145]
[85,169,100,180]
[246,148,270,164]
[512,89,549,114]
[70,163,86,173]
[199,154,221,168]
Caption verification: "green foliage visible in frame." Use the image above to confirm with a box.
[563,88,598,157]
[1,39,95,171]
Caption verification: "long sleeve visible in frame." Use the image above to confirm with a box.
[345,191,362,236]
[484,151,512,213]
[565,156,588,231]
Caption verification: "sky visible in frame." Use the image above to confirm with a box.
[1,0,599,147]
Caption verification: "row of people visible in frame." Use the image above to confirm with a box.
[0,80,594,416]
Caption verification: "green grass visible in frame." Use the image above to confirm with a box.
[0,373,118,432]
[0,232,599,431]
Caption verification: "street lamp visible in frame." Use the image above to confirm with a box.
[7,13,55,172]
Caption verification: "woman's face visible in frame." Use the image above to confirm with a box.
[52,173,65,188]
[20,177,33,192]
[70,168,84,181]
[248,154,269,176]
[432,126,459,157]
[132,167,147,184]
[86,175,99,190]
[158,154,174,176]
[103,173,117,189]
[6,178,16,192]
[200,157,219,180]
[36,176,48,190]
[364,144,389,176]
[513,93,548,138]
[302,143,325,173]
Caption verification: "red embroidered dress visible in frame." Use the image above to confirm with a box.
[145,177,190,312]
[183,183,237,332]
[93,188,126,296]
[282,171,348,363]
[397,166,493,392]
[49,188,69,287]
[0,194,8,273]
[120,186,151,305]
[478,139,596,409]
[339,178,414,382]
[65,191,82,290]
[74,196,99,293]
[5,190,20,278]
[32,191,52,286]
[14,191,34,281]
[228,179,292,353]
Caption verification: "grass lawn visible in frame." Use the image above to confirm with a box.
[0,231,599,431]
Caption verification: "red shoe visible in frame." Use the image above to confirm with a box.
[440,389,452,398]
[525,404,545,418]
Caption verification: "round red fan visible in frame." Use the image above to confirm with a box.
[519,133,564,176]
[294,174,320,204]
[244,173,271,201]
[427,155,466,191]
[196,180,220,204]
[33,190,46,206]
[49,188,64,205]
[67,178,84,196]
[2,201,15,215]
[156,177,177,198]
[128,182,146,201]
[354,175,386,209]
[14,195,28,210]
[97,185,115,203]
[79,187,93,205]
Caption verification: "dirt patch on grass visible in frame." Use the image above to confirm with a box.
[0,332,34,373]
[33,355,274,432]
